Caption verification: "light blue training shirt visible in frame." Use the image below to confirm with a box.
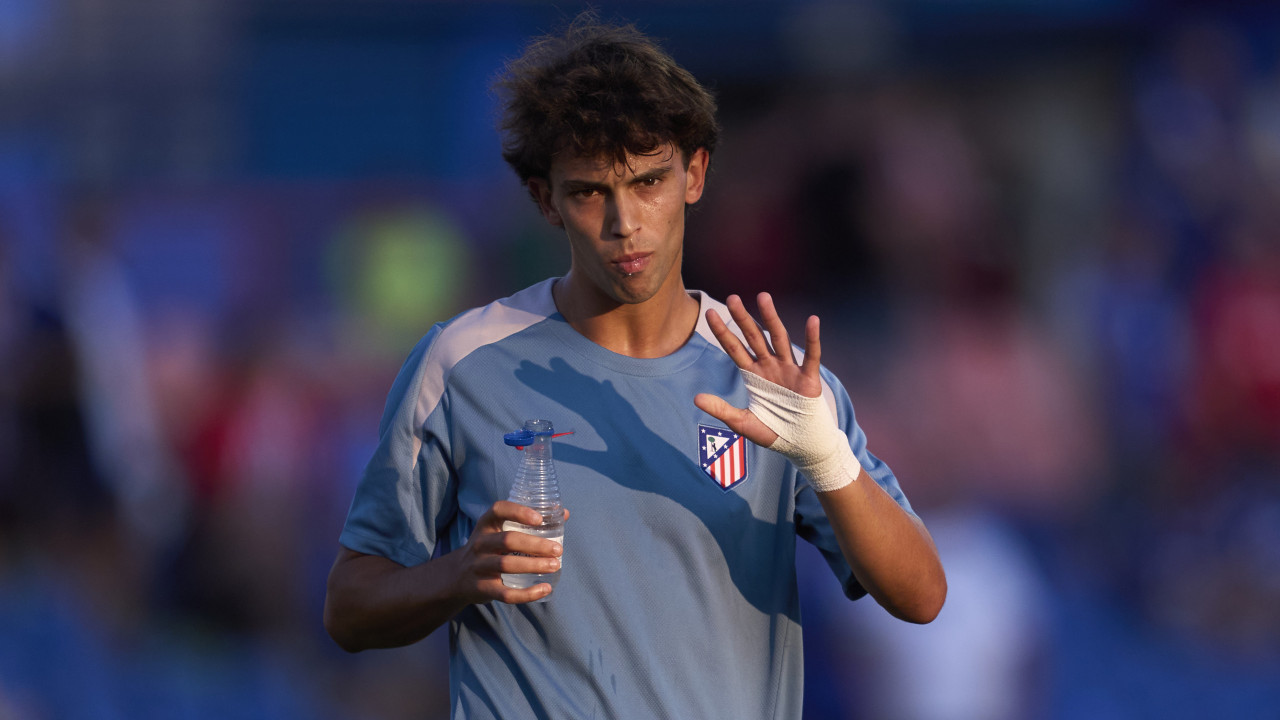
[339,278,914,719]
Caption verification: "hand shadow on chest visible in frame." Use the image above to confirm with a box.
[513,356,794,617]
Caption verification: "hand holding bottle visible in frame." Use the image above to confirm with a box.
[445,500,567,605]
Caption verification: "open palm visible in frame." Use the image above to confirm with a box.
[694,292,823,447]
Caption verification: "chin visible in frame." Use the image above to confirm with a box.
[611,276,663,305]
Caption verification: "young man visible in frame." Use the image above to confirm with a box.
[324,16,945,719]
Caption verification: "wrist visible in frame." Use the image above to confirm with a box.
[741,370,864,492]
[792,438,862,492]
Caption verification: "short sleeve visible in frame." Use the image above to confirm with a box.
[794,366,915,600]
[339,326,459,567]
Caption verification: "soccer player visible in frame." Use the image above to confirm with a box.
[324,14,946,719]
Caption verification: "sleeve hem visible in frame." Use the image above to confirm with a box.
[339,528,433,568]
[844,576,869,601]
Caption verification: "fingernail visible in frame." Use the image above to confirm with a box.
[551,542,563,555]
[549,558,561,571]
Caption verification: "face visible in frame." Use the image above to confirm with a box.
[529,144,709,307]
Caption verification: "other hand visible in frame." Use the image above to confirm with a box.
[450,500,567,605]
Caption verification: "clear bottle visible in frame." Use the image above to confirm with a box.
[500,419,566,598]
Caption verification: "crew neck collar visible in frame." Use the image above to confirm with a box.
[539,279,715,377]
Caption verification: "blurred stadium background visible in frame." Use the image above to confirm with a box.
[3,1,1280,718]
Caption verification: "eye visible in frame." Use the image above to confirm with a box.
[572,188,601,199]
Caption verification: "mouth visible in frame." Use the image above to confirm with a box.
[612,252,652,275]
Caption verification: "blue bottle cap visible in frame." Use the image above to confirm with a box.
[503,429,548,447]
[504,429,574,449]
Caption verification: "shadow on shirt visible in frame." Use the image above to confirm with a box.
[512,355,806,619]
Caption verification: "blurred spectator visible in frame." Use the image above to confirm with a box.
[56,190,189,555]
[1188,207,1280,464]
[848,506,1051,720]
[0,224,111,570]
[686,99,808,299]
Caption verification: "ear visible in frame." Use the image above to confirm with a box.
[683,148,710,205]
[527,178,563,227]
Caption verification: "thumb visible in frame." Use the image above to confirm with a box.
[694,393,779,447]
[694,392,736,421]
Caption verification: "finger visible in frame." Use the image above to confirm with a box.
[694,393,780,447]
[705,308,756,368]
[481,500,544,529]
[467,545,561,588]
[473,526,563,558]
[756,292,795,364]
[800,315,821,376]
[483,552,562,576]
[476,577,553,603]
[693,392,741,425]
[725,294,774,361]
[490,582,554,605]
[501,531,564,558]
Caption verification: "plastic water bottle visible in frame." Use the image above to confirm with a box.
[500,419,566,598]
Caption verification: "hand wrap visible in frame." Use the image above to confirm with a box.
[741,370,863,492]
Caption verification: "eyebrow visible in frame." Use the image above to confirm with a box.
[562,179,608,194]
[560,163,674,193]
[632,166,672,184]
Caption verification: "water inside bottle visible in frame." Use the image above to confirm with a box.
[501,419,566,599]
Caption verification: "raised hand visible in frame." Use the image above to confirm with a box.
[695,292,862,492]
[694,292,823,448]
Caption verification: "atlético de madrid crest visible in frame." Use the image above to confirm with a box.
[699,424,748,491]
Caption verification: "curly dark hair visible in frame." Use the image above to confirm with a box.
[495,13,719,183]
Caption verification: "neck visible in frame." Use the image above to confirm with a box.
[552,274,700,359]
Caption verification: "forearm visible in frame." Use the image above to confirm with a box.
[815,472,946,623]
[324,502,564,652]
[323,547,468,652]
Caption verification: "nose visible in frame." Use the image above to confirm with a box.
[607,192,638,239]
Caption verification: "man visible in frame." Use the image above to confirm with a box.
[324,15,945,719]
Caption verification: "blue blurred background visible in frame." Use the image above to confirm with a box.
[3,1,1280,718]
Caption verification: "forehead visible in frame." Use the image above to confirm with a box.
[549,143,682,182]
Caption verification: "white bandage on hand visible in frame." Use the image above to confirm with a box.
[741,370,863,492]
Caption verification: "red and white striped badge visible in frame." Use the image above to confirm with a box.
[699,424,748,491]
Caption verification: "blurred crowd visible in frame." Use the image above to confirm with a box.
[3,2,1280,719]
